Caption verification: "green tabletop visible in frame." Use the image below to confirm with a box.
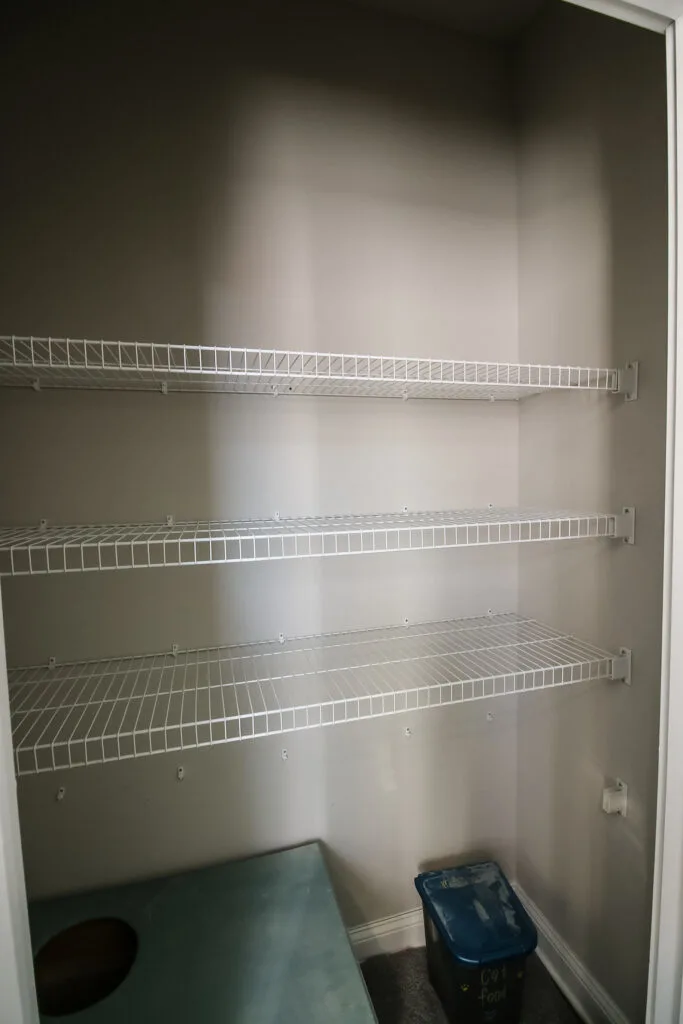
[30,842,377,1023]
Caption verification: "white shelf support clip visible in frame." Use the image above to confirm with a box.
[32,378,41,392]
[160,381,168,395]
[613,506,636,544]
[602,778,628,816]
[616,361,639,401]
[611,647,632,685]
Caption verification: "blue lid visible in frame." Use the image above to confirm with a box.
[414,862,537,966]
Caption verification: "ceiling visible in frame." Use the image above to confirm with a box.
[356,0,550,37]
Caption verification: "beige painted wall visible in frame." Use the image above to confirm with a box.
[0,3,520,919]
[515,5,667,1020]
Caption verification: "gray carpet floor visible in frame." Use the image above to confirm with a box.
[361,948,581,1023]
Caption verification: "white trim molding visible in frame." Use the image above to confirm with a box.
[562,0,674,32]
[348,908,424,962]
[513,885,630,1024]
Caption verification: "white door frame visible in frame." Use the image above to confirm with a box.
[0,2,681,1021]
[0,582,38,1024]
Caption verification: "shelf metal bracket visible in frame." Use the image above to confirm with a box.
[611,647,632,685]
[616,362,639,401]
[613,506,635,544]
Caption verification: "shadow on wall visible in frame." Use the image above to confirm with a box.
[1,0,522,944]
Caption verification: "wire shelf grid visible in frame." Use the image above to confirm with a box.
[9,613,618,774]
[0,507,622,576]
[0,337,620,401]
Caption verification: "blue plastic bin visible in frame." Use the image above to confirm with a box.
[415,861,537,1023]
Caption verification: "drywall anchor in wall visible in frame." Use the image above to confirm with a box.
[272,385,279,396]
[403,617,409,626]
[404,727,412,738]
[281,749,289,761]
[40,518,48,530]
[166,514,175,528]
[278,633,285,645]
[171,643,179,657]
[32,378,40,392]
[616,362,639,402]
[611,648,632,685]
[402,505,408,513]
[274,511,281,521]
[48,656,56,669]
[486,712,494,722]
[402,388,409,401]
[160,381,168,395]
[56,787,65,802]
[614,507,636,545]
[176,766,185,782]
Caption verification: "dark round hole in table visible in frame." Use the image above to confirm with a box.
[34,917,137,1017]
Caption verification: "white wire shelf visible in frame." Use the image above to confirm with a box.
[0,507,633,576]
[8,613,627,775]
[0,337,631,401]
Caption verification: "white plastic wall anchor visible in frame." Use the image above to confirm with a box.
[166,514,175,528]
[176,766,185,782]
[281,749,289,761]
[171,643,179,657]
[403,617,409,626]
[273,511,281,522]
[486,711,494,722]
[56,786,66,802]
[48,656,56,669]
[611,647,632,685]
[160,381,168,395]
[402,505,408,513]
[614,506,636,544]
[616,362,639,401]
[272,385,279,397]
[278,632,285,645]
[404,727,412,738]
[40,518,48,531]
[402,388,409,401]
[487,608,494,617]
[602,779,628,816]
[32,378,41,392]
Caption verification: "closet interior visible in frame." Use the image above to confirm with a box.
[0,0,668,1019]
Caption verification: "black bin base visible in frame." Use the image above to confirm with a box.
[423,907,529,1024]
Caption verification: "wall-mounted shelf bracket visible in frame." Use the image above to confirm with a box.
[614,507,635,544]
[616,362,639,401]
[611,647,632,685]
[603,778,628,816]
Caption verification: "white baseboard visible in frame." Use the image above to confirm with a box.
[512,883,630,1024]
[348,907,424,961]
[348,887,629,1024]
